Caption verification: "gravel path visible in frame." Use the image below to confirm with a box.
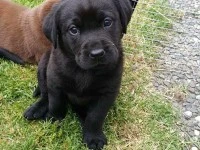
[153,0,200,149]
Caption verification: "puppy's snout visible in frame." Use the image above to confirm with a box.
[89,49,105,59]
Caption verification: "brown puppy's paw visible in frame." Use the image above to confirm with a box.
[83,132,107,150]
[24,100,48,120]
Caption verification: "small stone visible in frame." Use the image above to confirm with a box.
[164,80,171,87]
[188,87,196,93]
[191,146,198,150]
[172,76,178,80]
[186,74,193,79]
[187,79,191,83]
[191,106,198,113]
[183,102,188,106]
[185,104,192,109]
[189,122,195,127]
[198,123,200,128]
[187,99,195,103]
[183,111,192,119]
[190,94,197,99]
[189,82,196,88]
[196,95,200,100]
[177,73,184,79]
[194,130,200,136]
[195,116,200,122]
[193,120,199,126]
[197,86,200,91]
[159,74,165,79]
[193,101,199,106]
[195,90,200,95]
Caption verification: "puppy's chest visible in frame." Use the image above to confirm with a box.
[62,72,103,105]
[62,71,93,94]
[67,93,91,106]
[75,72,92,92]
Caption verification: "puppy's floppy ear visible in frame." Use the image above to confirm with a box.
[43,7,59,49]
[114,0,139,34]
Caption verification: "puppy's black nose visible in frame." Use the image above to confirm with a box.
[89,49,105,59]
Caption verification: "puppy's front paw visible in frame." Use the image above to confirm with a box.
[24,100,48,120]
[83,132,107,150]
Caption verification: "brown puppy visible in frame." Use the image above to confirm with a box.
[0,0,59,64]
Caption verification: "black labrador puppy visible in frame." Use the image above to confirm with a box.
[24,0,138,149]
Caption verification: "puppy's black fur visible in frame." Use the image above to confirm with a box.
[24,0,138,149]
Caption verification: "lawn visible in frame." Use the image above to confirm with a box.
[0,0,183,149]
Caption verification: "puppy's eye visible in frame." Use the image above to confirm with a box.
[103,18,112,27]
[69,26,80,35]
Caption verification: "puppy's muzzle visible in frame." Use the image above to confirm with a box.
[75,37,119,70]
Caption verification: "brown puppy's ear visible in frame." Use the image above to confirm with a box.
[43,9,58,49]
[114,0,139,34]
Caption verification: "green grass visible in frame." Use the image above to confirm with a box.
[0,0,184,149]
